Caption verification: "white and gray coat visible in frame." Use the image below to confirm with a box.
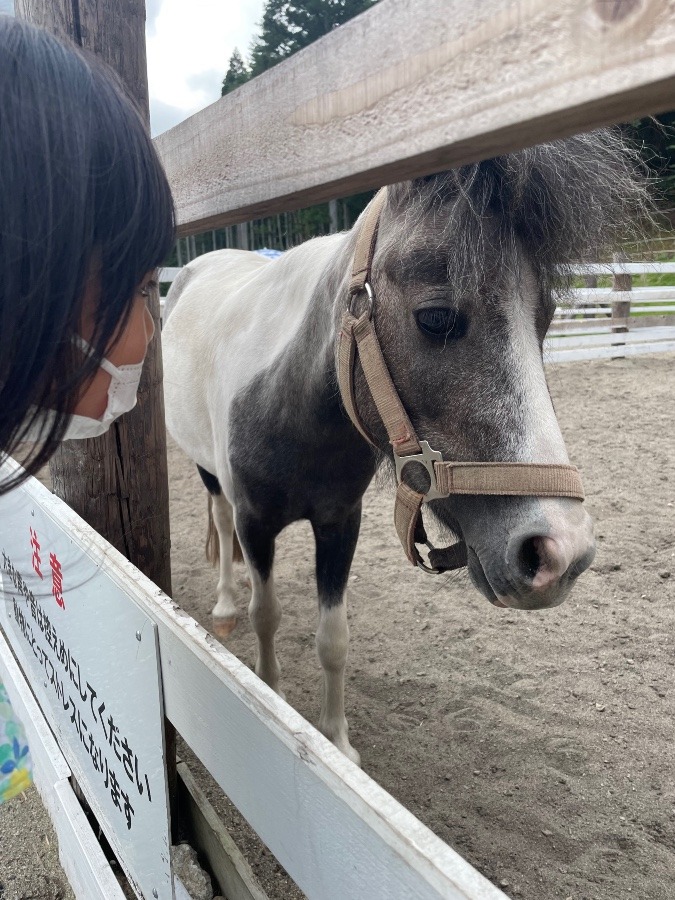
[162,129,649,764]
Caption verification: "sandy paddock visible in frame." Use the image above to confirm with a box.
[167,353,675,900]
[2,354,673,900]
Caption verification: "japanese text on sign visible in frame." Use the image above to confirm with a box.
[4,543,152,832]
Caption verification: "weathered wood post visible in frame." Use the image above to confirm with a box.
[611,253,632,358]
[329,198,339,233]
[15,0,178,828]
[236,222,249,250]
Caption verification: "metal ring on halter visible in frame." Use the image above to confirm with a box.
[416,540,442,575]
[348,281,374,319]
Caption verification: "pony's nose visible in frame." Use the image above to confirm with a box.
[507,529,595,597]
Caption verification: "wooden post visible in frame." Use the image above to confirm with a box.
[328,198,339,234]
[611,254,632,358]
[236,222,249,250]
[16,0,172,595]
[16,0,178,831]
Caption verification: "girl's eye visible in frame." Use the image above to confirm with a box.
[138,279,158,298]
[415,307,468,340]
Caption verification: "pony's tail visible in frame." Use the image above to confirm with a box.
[205,494,219,566]
[232,530,244,563]
[205,494,244,566]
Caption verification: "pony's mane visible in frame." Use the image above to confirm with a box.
[385,129,653,299]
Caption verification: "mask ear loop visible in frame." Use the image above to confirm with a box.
[72,333,96,358]
[72,334,144,380]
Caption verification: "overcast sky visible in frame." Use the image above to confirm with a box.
[2,0,266,136]
[146,0,266,136]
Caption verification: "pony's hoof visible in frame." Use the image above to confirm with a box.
[212,615,237,639]
[320,721,361,767]
[342,744,361,767]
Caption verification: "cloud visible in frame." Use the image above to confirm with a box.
[146,0,265,130]
[3,0,265,133]
[186,68,224,96]
[145,0,163,37]
[150,97,191,137]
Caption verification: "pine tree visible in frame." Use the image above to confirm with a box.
[250,0,377,77]
[216,1,379,253]
[629,114,675,210]
[221,48,251,97]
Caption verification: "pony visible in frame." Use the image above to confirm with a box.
[162,130,648,765]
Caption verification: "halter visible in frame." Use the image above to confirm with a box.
[336,188,585,575]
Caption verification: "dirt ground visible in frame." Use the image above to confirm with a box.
[0,787,75,900]
[1,353,673,900]
[168,353,675,900]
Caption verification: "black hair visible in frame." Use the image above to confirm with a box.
[0,16,175,491]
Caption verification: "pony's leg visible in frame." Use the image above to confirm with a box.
[312,506,362,766]
[237,515,284,696]
[196,465,238,639]
[210,493,238,638]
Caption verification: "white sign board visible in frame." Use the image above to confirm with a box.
[0,464,173,900]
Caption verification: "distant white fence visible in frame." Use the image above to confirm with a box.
[547,263,675,362]
[158,265,675,363]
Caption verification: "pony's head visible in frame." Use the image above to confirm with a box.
[346,129,650,610]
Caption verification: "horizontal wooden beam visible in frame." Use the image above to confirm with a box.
[573,263,675,275]
[154,0,675,235]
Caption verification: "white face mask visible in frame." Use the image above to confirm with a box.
[23,337,145,442]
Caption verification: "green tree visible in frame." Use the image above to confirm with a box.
[221,48,251,97]
[629,113,675,209]
[212,0,378,255]
[250,0,377,76]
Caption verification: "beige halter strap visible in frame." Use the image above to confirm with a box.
[336,188,585,574]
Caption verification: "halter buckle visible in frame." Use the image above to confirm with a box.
[395,441,446,502]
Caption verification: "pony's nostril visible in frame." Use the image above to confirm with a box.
[515,535,566,591]
[518,536,541,581]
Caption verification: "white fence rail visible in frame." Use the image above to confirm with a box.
[0,459,505,900]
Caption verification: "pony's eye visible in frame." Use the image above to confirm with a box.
[415,307,468,340]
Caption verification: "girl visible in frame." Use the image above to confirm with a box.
[0,14,174,490]
[0,15,174,801]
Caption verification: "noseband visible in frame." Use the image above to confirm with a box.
[336,188,585,575]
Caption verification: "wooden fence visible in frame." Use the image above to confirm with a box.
[548,262,675,361]
[5,1,675,898]
[0,459,505,900]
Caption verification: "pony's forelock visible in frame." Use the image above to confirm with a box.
[384,128,654,300]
